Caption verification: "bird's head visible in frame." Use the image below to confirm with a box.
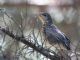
[38,13,53,25]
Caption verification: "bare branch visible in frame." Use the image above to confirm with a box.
[0,27,60,60]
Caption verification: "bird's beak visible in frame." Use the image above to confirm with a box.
[37,15,45,24]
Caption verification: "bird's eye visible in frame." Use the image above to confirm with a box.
[42,13,48,17]
[44,15,47,17]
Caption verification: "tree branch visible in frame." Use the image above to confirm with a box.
[0,27,60,60]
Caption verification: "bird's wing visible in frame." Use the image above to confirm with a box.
[44,26,70,50]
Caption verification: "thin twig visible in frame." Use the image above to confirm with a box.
[0,27,60,60]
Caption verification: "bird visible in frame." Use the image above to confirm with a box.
[38,13,70,50]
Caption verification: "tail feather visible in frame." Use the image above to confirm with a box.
[63,36,71,50]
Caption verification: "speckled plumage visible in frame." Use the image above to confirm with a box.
[39,13,70,50]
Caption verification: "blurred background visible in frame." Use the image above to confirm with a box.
[0,0,80,60]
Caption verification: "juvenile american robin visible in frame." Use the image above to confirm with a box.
[38,13,70,50]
